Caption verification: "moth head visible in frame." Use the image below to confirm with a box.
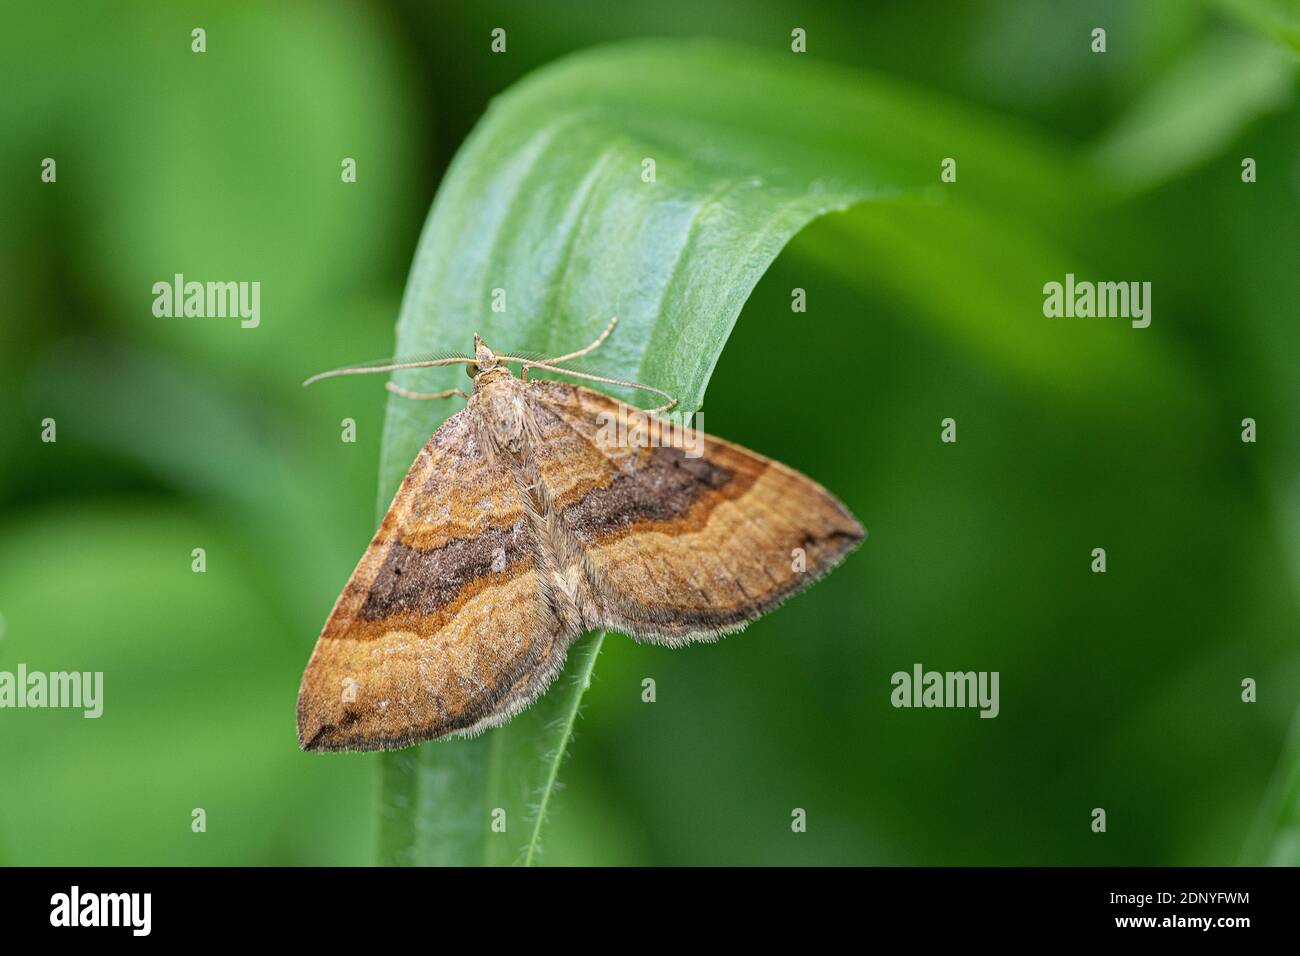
[471,333,498,377]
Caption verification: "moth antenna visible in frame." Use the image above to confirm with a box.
[537,315,618,365]
[303,356,475,387]
[509,358,678,414]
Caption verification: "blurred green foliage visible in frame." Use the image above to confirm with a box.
[0,0,1296,865]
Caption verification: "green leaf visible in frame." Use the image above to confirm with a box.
[1090,30,1295,197]
[374,37,1078,865]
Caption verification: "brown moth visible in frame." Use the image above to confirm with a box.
[297,320,864,752]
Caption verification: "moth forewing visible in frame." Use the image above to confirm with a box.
[527,382,864,644]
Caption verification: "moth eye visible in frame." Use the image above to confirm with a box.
[465,363,478,379]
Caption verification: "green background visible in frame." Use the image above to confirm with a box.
[1,0,1297,865]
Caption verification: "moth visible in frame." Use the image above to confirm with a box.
[297,318,864,751]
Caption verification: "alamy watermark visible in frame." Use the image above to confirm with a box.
[891,663,999,718]
[152,273,260,328]
[594,403,703,458]
[0,664,103,718]
[1043,273,1150,329]
[50,886,150,936]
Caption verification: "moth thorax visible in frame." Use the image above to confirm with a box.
[481,378,526,453]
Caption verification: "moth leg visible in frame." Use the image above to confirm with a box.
[540,315,617,365]
[641,397,678,415]
[522,365,530,383]
[384,382,468,401]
